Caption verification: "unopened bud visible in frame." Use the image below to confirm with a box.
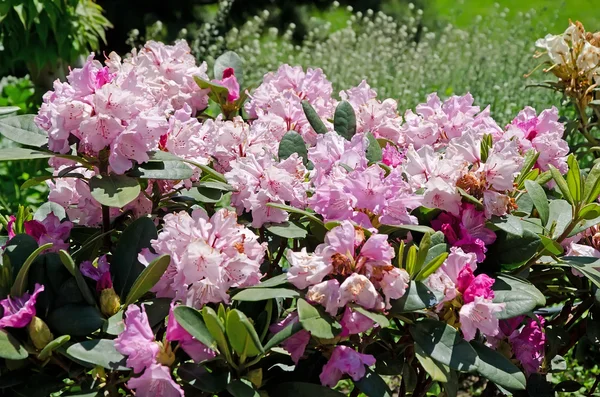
[100,287,121,317]
[27,316,53,350]
[155,341,175,366]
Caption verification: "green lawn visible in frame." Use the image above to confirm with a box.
[431,0,600,33]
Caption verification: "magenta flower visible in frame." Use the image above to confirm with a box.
[114,305,160,373]
[166,303,216,363]
[6,215,16,240]
[23,213,73,253]
[509,316,546,375]
[214,67,240,102]
[381,143,404,168]
[269,313,310,364]
[432,204,496,262]
[319,346,376,387]
[0,284,44,328]
[127,363,183,397]
[80,255,111,291]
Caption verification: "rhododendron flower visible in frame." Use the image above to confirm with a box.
[338,273,382,311]
[23,213,73,253]
[127,363,184,397]
[306,279,341,316]
[148,208,265,307]
[166,303,216,363]
[432,204,496,262]
[319,346,376,387]
[114,305,160,373]
[269,313,310,364]
[80,255,112,291]
[214,67,240,102]
[509,316,546,375]
[459,296,504,341]
[286,248,331,290]
[0,284,44,328]
[340,307,375,337]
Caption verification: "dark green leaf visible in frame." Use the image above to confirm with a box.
[414,343,450,382]
[301,101,328,134]
[355,369,392,397]
[547,199,573,239]
[352,306,390,327]
[89,174,141,208]
[65,339,129,370]
[0,114,48,147]
[124,254,170,305]
[179,362,229,393]
[112,217,158,298]
[471,341,526,390]
[492,274,545,319]
[265,221,307,239]
[11,243,52,296]
[557,256,600,288]
[297,298,341,339]
[390,281,437,313]
[554,380,582,393]
[491,228,541,269]
[58,249,96,306]
[173,306,218,351]
[227,379,259,397]
[130,161,193,180]
[333,101,357,140]
[264,321,304,351]
[195,187,223,203]
[232,288,299,301]
[583,162,600,204]
[278,131,308,164]
[3,234,38,284]
[409,319,478,372]
[549,165,574,204]
[0,329,28,360]
[251,273,288,288]
[38,335,70,360]
[490,215,523,236]
[378,224,435,235]
[267,383,345,396]
[48,304,105,336]
[266,203,323,225]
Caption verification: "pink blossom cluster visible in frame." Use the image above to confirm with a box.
[497,315,546,375]
[427,248,504,341]
[142,208,266,307]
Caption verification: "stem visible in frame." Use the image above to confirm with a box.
[99,157,112,249]
[577,100,599,147]
[588,374,600,396]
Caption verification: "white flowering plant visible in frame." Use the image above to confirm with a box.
[0,41,598,397]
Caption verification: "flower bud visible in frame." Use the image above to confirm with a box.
[155,341,175,367]
[27,316,54,350]
[100,287,121,317]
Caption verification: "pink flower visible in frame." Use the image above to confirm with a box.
[214,67,240,102]
[381,144,404,168]
[338,274,383,311]
[6,215,16,240]
[306,280,341,316]
[23,213,73,253]
[319,346,376,387]
[80,255,112,291]
[269,313,310,364]
[340,307,375,337]
[0,284,44,328]
[127,363,184,397]
[462,274,495,304]
[114,305,160,373]
[459,296,504,341]
[379,267,411,309]
[509,316,546,375]
[166,303,216,363]
[286,248,331,290]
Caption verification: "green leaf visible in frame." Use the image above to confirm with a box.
[549,165,574,204]
[557,256,600,288]
[547,199,573,239]
[194,180,234,191]
[301,101,328,134]
[414,343,450,382]
[566,154,582,203]
[579,203,600,220]
[390,281,438,313]
[265,221,307,239]
[471,341,526,390]
[278,131,308,165]
[58,250,96,306]
[266,203,323,225]
[0,106,20,117]
[251,273,288,288]
[201,306,231,360]
[539,235,563,255]
[11,243,52,296]
[38,335,70,361]
[194,186,223,203]
[333,101,357,140]
[410,319,478,372]
[525,180,549,225]
[416,232,431,266]
[297,298,341,339]
[3,234,37,284]
[0,147,53,161]
[227,379,259,397]
[214,51,244,86]
[226,309,264,357]
[492,274,546,319]
[355,369,392,397]
[266,383,345,396]
[365,132,383,162]
[0,115,48,147]
[264,321,304,351]
[583,162,600,204]
[47,304,105,336]
[173,306,218,351]
[194,77,229,104]
[415,252,448,281]
[490,228,541,269]
[378,224,435,235]
[65,339,129,370]
[352,306,390,327]
[179,362,229,393]
[130,161,193,180]
[232,288,299,301]
[89,174,141,208]
[124,254,170,305]
[515,150,540,187]
[490,215,523,236]
[34,202,66,222]
[0,329,28,360]
[405,245,418,276]
[112,217,158,298]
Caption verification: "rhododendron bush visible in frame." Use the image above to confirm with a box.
[0,39,599,397]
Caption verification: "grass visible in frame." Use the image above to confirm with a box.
[431,0,600,32]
